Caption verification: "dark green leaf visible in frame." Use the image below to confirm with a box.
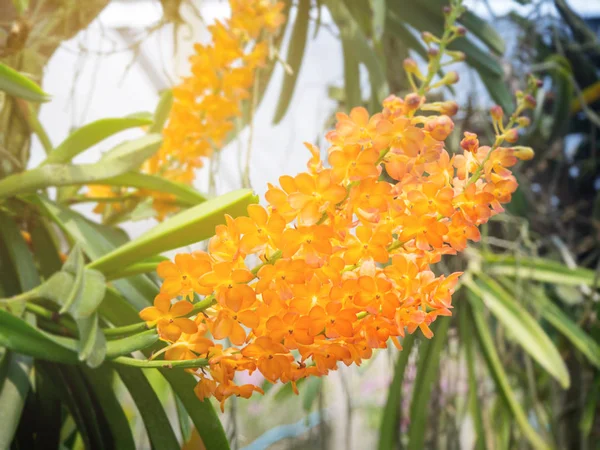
[75,313,106,368]
[81,365,136,450]
[467,274,570,388]
[0,308,78,363]
[408,319,450,449]
[29,218,63,279]
[116,365,180,450]
[89,189,257,275]
[33,360,62,450]
[378,334,415,450]
[0,351,33,449]
[468,292,552,450]
[44,117,154,164]
[98,288,142,326]
[160,369,230,450]
[0,62,50,102]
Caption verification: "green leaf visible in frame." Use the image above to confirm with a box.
[0,351,33,449]
[100,133,162,164]
[160,369,230,450]
[115,365,180,450]
[479,72,515,114]
[105,255,169,281]
[546,55,574,141]
[342,0,372,37]
[0,309,79,363]
[44,117,154,164]
[26,194,158,310]
[98,288,142,326]
[105,330,159,359]
[580,377,600,439]
[149,89,174,133]
[89,189,257,275]
[37,362,110,449]
[0,211,41,292]
[482,253,597,286]
[459,303,486,450]
[29,218,63,279]
[468,293,551,450]
[175,395,192,444]
[466,274,570,388]
[302,376,323,412]
[326,0,388,105]
[273,0,310,124]
[0,135,162,200]
[75,314,106,368]
[528,286,600,368]
[34,360,62,449]
[0,62,50,102]
[408,319,450,450]
[98,172,207,206]
[341,37,362,110]
[377,334,415,450]
[81,365,136,450]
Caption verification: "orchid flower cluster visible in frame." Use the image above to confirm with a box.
[138,2,537,410]
[89,0,285,219]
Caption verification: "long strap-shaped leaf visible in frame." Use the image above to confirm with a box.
[466,274,570,388]
[377,334,415,450]
[468,292,552,450]
[408,319,450,450]
[115,365,180,450]
[88,189,257,275]
[44,117,153,164]
[0,352,33,449]
[273,0,310,124]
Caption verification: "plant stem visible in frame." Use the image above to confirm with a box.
[112,355,208,369]
[104,321,148,337]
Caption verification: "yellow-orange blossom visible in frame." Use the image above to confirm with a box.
[140,90,533,409]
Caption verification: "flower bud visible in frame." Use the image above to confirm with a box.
[447,50,466,62]
[440,100,459,116]
[517,116,531,128]
[405,93,423,110]
[443,6,451,15]
[443,71,459,85]
[524,94,537,109]
[460,132,479,153]
[455,26,466,36]
[504,128,519,144]
[490,105,504,122]
[425,115,454,141]
[513,146,535,161]
[403,58,423,79]
[428,47,440,58]
[421,31,437,44]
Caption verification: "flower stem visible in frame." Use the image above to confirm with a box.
[112,355,209,369]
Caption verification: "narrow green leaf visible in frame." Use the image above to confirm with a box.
[29,218,63,278]
[105,330,159,358]
[0,62,50,102]
[326,0,388,105]
[34,360,62,450]
[468,292,552,450]
[75,313,106,368]
[150,89,174,133]
[342,0,372,37]
[97,172,207,206]
[408,319,450,450]
[483,253,597,286]
[580,377,600,439]
[115,365,180,450]
[459,303,486,450]
[160,369,230,450]
[466,274,570,388]
[341,37,362,110]
[106,255,168,281]
[0,351,33,449]
[0,211,41,292]
[60,244,85,314]
[0,136,161,200]
[37,362,110,449]
[175,395,193,444]
[26,195,158,310]
[377,334,415,450]
[273,0,310,124]
[98,288,142,326]
[44,117,154,164]
[99,133,162,164]
[0,309,78,363]
[479,72,515,114]
[89,189,257,275]
[81,365,136,450]
[528,286,600,368]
